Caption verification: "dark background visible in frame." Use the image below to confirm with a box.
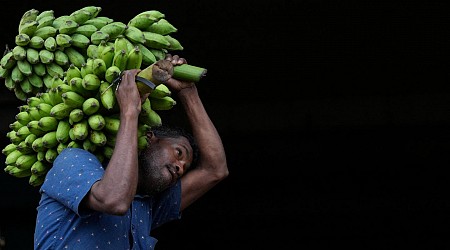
[1,0,450,249]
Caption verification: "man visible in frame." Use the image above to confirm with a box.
[33,54,228,249]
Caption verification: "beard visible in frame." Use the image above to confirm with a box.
[137,146,174,196]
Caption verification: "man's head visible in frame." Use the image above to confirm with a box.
[137,125,199,195]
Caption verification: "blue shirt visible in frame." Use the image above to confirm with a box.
[34,148,182,250]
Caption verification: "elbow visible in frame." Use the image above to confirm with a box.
[215,162,229,181]
[103,199,131,216]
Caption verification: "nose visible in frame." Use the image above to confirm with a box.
[175,162,185,177]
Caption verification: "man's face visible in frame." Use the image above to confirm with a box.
[137,135,193,195]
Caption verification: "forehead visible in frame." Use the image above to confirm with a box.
[160,136,192,157]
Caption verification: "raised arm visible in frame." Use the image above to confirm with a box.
[82,69,144,215]
[164,55,228,211]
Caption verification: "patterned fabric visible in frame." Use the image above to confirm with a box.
[34,148,181,250]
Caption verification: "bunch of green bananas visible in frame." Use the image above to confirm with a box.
[1,6,183,187]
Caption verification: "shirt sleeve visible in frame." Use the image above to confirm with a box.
[39,148,104,217]
[151,179,182,229]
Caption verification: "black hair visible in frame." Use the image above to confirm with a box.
[151,125,199,171]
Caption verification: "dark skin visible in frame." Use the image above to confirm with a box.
[82,55,228,215]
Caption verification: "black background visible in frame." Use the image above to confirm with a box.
[1,0,450,249]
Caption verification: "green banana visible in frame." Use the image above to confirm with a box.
[69,108,84,125]
[69,77,91,97]
[24,133,37,147]
[67,140,82,149]
[42,131,58,148]
[90,31,110,45]
[82,73,101,90]
[164,35,183,50]
[9,121,24,132]
[104,116,120,134]
[84,17,109,29]
[54,50,70,67]
[42,74,53,89]
[88,113,105,130]
[82,97,100,115]
[71,33,91,49]
[26,48,40,64]
[36,15,55,30]
[89,130,107,146]
[70,9,92,25]
[149,96,177,110]
[12,45,27,61]
[56,142,68,154]
[36,10,54,22]
[112,49,128,71]
[126,46,143,70]
[27,120,46,137]
[72,120,89,140]
[38,116,58,132]
[27,73,44,88]
[139,10,165,20]
[102,145,114,159]
[99,80,116,110]
[44,147,58,163]
[79,6,102,19]
[149,83,171,99]
[61,91,86,108]
[46,63,64,78]
[55,33,73,48]
[100,45,115,68]
[15,33,30,46]
[82,139,97,153]
[64,47,86,68]
[128,14,157,30]
[124,26,146,44]
[17,59,33,76]
[1,51,16,70]
[136,43,156,66]
[15,125,32,140]
[29,173,45,186]
[145,19,177,35]
[92,58,107,78]
[2,143,17,155]
[86,44,98,59]
[33,62,46,76]
[38,49,54,64]
[18,9,39,33]
[26,106,41,120]
[33,26,57,40]
[9,166,32,178]
[36,103,53,117]
[104,65,121,83]
[5,149,22,165]
[20,20,40,36]
[100,21,127,40]
[113,35,129,54]
[11,65,25,83]
[29,36,45,49]
[30,160,50,176]
[50,103,74,119]
[65,64,82,82]
[15,153,37,170]
[58,19,79,34]
[74,24,98,38]
[142,31,170,49]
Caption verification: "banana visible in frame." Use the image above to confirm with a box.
[58,19,79,34]
[36,15,55,30]
[79,6,102,18]
[38,116,58,132]
[89,130,107,146]
[42,131,58,148]
[1,51,16,69]
[67,140,82,149]
[142,31,170,49]
[149,96,177,110]
[48,87,63,104]
[0,66,10,79]
[15,85,29,101]
[18,9,39,33]
[149,83,171,99]
[8,130,23,144]
[50,103,74,119]
[83,17,109,29]
[46,63,64,78]
[128,14,157,30]
[139,10,165,20]
[136,43,156,66]
[5,149,22,165]
[38,49,54,64]
[74,24,98,38]
[20,78,34,94]
[69,77,91,97]
[20,20,39,38]
[27,73,44,89]
[4,76,15,90]
[112,49,128,71]
[72,120,89,140]
[70,9,92,25]
[113,35,129,54]
[65,64,82,82]
[11,65,25,83]
[104,65,121,83]
[12,45,27,61]
[69,108,84,125]
[71,33,91,49]
[99,80,116,110]
[88,113,105,130]
[15,153,37,170]
[100,45,115,68]
[82,73,101,90]
[164,35,183,50]
[26,106,41,121]
[15,33,30,46]
[138,135,149,151]
[44,37,57,51]
[82,139,97,153]
[64,47,86,68]
[104,116,120,134]
[55,119,70,143]
[15,125,31,140]
[86,44,98,59]
[24,133,37,148]
[56,142,68,154]
[90,31,110,45]
[124,26,146,44]
[28,36,45,49]
[54,50,70,67]
[42,74,53,89]
[125,46,143,70]
[37,92,52,105]
[82,97,100,115]
[33,26,57,40]
[36,103,53,117]
[105,133,116,147]
[9,121,24,132]
[36,10,54,22]
[27,120,46,137]
[149,48,166,61]
[100,21,127,40]
[8,166,32,178]
[92,58,107,78]
[3,143,17,155]
[145,19,177,35]
[55,33,73,48]
[26,48,40,64]
[44,147,58,163]
[33,62,46,76]
[30,160,50,176]
[102,145,114,159]
[61,91,85,108]
[17,59,33,76]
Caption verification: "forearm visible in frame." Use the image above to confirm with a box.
[88,113,140,214]
[178,86,228,177]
